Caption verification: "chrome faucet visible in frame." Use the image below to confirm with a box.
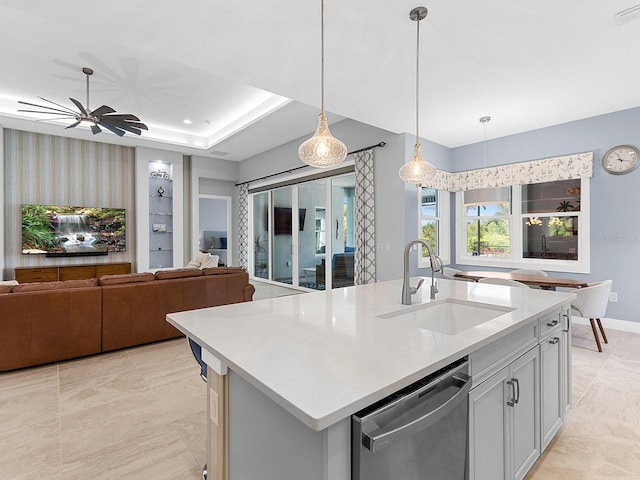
[402,239,443,305]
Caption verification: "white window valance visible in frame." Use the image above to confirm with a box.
[424,152,593,192]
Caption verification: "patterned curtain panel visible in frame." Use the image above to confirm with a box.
[237,183,249,270]
[354,149,376,285]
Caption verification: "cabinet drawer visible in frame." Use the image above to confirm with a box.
[60,266,96,280]
[470,322,538,387]
[15,268,58,283]
[539,310,562,339]
[95,263,131,277]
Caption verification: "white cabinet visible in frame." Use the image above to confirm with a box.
[540,321,563,449]
[469,304,572,480]
[561,307,572,419]
[469,346,540,480]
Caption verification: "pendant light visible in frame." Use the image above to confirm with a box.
[398,6,437,185]
[298,0,347,168]
[464,116,510,206]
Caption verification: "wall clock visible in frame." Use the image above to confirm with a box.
[602,145,639,175]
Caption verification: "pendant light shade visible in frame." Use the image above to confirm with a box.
[299,0,347,168]
[463,116,510,206]
[464,186,510,207]
[399,6,437,185]
[299,112,347,167]
[398,143,436,184]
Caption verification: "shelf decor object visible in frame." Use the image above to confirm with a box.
[399,6,437,186]
[298,0,347,168]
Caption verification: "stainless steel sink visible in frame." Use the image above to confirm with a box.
[377,298,514,335]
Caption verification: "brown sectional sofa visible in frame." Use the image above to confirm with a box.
[0,267,255,371]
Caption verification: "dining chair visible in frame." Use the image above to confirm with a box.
[442,267,463,279]
[478,277,529,288]
[511,268,548,276]
[568,279,612,352]
[510,268,548,289]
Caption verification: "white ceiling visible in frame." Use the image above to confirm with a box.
[0,0,639,161]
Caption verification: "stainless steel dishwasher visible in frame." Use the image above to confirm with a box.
[351,358,470,480]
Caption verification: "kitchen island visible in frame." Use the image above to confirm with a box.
[167,277,575,480]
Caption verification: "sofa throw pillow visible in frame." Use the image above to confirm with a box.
[186,251,211,268]
[200,254,219,269]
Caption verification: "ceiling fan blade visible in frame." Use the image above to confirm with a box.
[18,101,78,116]
[102,121,143,136]
[90,105,116,117]
[69,98,89,116]
[34,116,77,122]
[65,121,81,129]
[18,108,77,116]
[37,96,80,114]
[102,113,141,122]
[101,118,147,134]
[98,121,125,137]
[91,124,102,135]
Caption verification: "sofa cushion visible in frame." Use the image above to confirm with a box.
[12,278,98,292]
[202,266,246,276]
[155,268,203,280]
[0,285,12,294]
[99,272,156,285]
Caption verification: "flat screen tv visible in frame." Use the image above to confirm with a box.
[21,204,126,257]
[273,207,306,235]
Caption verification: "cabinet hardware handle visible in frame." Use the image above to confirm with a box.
[549,337,560,345]
[546,319,559,327]
[506,378,519,407]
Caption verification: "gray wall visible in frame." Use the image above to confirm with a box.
[449,107,640,322]
[240,118,452,282]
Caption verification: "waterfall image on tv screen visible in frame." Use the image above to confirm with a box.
[21,204,126,256]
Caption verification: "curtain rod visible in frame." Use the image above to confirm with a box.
[235,141,385,187]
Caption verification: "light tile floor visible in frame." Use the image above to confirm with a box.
[1,320,638,479]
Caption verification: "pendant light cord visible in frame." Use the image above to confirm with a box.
[321,0,325,113]
[415,15,420,144]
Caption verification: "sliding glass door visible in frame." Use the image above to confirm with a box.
[249,172,355,290]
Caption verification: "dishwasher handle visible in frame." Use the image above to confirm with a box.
[362,372,471,453]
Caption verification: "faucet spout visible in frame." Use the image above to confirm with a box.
[402,239,443,305]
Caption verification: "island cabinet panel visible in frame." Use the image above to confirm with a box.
[540,326,563,449]
[468,346,540,480]
[561,307,572,419]
[226,371,350,480]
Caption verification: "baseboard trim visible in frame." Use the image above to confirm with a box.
[573,316,640,334]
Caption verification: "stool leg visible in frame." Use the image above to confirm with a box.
[589,318,603,352]
[596,318,608,344]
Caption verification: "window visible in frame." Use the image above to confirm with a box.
[464,189,511,258]
[521,179,580,261]
[418,187,450,268]
[456,178,590,273]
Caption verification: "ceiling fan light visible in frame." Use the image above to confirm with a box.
[298,112,347,168]
[398,143,436,185]
[80,117,97,126]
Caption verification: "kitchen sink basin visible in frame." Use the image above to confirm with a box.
[377,298,514,335]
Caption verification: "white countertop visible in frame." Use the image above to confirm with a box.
[167,278,574,431]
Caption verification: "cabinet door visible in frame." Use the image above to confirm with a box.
[510,346,540,480]
[561,308,572,419]
[468,367,509,480]
[540,333,562,450]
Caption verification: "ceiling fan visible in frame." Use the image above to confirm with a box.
[18,67,148,137]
